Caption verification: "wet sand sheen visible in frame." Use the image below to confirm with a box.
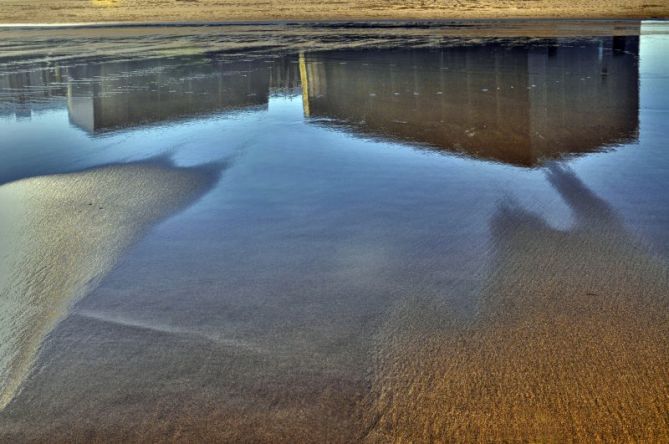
[0,25,667,441]
[0,158,222,410]
[364,166,669,442]
[2,164,667,442]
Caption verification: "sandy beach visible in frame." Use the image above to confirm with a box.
[0,0,666,24]
[0,19,668,443]
[364,166,669,442]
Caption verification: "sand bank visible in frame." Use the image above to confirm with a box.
[364,165,669,442]
[0,0,666,25]
[0,158,222,410]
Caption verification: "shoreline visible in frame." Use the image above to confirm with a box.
[0,0,666,27]
[0,18,667,29]
[0,19,652,64]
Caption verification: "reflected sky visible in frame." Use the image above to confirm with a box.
[0,32,642,173]
[0,28,664,239]
[0,24,667,276]
[0,21,668,442]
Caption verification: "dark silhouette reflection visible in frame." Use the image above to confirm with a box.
[303,37,639,166]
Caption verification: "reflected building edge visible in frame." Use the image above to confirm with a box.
[302,36,639,166]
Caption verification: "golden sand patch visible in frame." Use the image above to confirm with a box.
[364,165,669,442]
[0,0,665,24]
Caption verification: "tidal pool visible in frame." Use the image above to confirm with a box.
[0,21,668,442]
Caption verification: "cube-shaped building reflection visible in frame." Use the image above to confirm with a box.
[301,36,639,166]
[66,56,302,133]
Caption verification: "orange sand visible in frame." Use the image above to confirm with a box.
[0,0,666,24]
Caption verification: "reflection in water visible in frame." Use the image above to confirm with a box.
[0,25,667,442]
[303,37,639,166]
[0,36,639,166]
[0,67,68,119]
[367,165,669,442]
[66,57,300,133]
[0,55,302,132]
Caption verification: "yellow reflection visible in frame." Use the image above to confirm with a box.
[299,52,310,118]
[91,0,121,7]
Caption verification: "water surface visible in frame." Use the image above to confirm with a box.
[0,21,668,442]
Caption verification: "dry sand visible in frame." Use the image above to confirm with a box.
[0,157,222,411]
[0,0,666,24]
[363,165,669,442]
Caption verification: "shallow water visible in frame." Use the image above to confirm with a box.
[0,21,668,442]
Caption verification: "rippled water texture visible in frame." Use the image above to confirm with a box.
[0,21,668,442]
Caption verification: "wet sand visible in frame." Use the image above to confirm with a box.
[2,164,667,442]
[0,23,668,443]
[364,166,669,442]
[0,158,222,411]
[0,0,666,24]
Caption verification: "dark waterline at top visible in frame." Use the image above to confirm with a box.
[0,18,658,30]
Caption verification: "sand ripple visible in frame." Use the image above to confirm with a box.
[364,165,669,442]
[0,158,222,410]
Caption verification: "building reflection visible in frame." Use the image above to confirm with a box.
[0,55,301,131]
[0,67,68,119]
[66,56,302,133]
[302,36,639,166]
[0,35,639,166]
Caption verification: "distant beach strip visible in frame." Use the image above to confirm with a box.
[0,0,666,25]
